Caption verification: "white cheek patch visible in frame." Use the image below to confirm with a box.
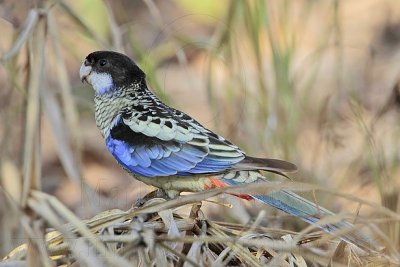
[88,72,114,95]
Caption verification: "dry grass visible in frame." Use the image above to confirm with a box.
[3,184,399,266]
[0,0,400,266]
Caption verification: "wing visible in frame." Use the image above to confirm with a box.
[105,104,245,177]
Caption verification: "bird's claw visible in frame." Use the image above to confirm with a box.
[134,189,172,208]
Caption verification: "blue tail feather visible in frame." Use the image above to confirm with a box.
[222,178,379,252]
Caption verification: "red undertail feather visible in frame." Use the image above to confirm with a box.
[205,178,254,201]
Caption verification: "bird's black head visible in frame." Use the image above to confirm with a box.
[80,51,145,95]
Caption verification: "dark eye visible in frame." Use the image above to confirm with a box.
[99,59,107,66]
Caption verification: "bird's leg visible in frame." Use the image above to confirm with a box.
[134,189,180,207]
[134,189,159,207]
[164,189,180,199]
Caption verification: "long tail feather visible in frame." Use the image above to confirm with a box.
[222,178,380,252]
[235,156,298,173]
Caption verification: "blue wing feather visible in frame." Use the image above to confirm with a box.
[106,118,244,177]
[133,147,151,167]
[146,146,160,159]
[150,160,177,174]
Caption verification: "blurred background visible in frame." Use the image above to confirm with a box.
[1,0,400,257]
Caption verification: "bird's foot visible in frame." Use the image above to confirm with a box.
[134,189,179,208]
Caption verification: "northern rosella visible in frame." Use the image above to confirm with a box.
[80,51,375,250]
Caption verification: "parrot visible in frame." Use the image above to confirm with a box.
[79,51,377,252]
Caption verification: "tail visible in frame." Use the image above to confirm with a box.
[234,156,298,177]
[221,176,380,252]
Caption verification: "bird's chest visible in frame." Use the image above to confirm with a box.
[94,95,127,137]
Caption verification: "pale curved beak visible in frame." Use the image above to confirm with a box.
[79,63,92,83]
